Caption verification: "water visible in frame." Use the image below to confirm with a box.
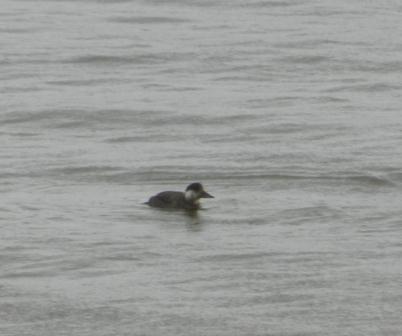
[1,0,402,335]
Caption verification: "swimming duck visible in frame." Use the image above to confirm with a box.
[145,182,214,210]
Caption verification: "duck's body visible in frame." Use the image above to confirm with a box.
[146,183,213,210]
[147,191,200,210]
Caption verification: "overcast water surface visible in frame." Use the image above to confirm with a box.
[1,0,402,335]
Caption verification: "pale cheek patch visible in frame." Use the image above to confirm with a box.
[185,190,197,201]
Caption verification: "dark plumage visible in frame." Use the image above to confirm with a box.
[145,183,214,210]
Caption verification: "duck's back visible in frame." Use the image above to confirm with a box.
[147,191,197,209]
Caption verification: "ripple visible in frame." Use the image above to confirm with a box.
[325,82,401,93]
[1,270,55,279]
[0,108,170,128]
[280,55,331,65]
[53,165,123,175]
[109,16,191,24]
[64,52,194,65]
[245,1,302,8]
[47,78,130,87]
[143,0,217,7]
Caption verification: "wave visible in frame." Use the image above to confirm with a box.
[143,0,217,8]
[280,55,331,65]
[53,166,123,175]
[1,108,263,134]
[246,1,300,8]
[109,16,191,24]
[0,108,170,128]
[47,78,130,87]
[64,52,194,65]
[196,251,336,263]
[41,166,396,188]
[200,172,394,187]
[324,82,401,93]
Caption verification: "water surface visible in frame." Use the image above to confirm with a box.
[1,0,402,335]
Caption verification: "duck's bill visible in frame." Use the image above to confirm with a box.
[201,191,214,198]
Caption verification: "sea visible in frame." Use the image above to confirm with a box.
[1,0,402,335]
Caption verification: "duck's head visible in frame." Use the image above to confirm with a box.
[184,182,214,202]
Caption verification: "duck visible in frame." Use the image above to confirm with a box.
[145,182,214,210]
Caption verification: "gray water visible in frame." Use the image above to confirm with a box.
[1,0,402,335]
